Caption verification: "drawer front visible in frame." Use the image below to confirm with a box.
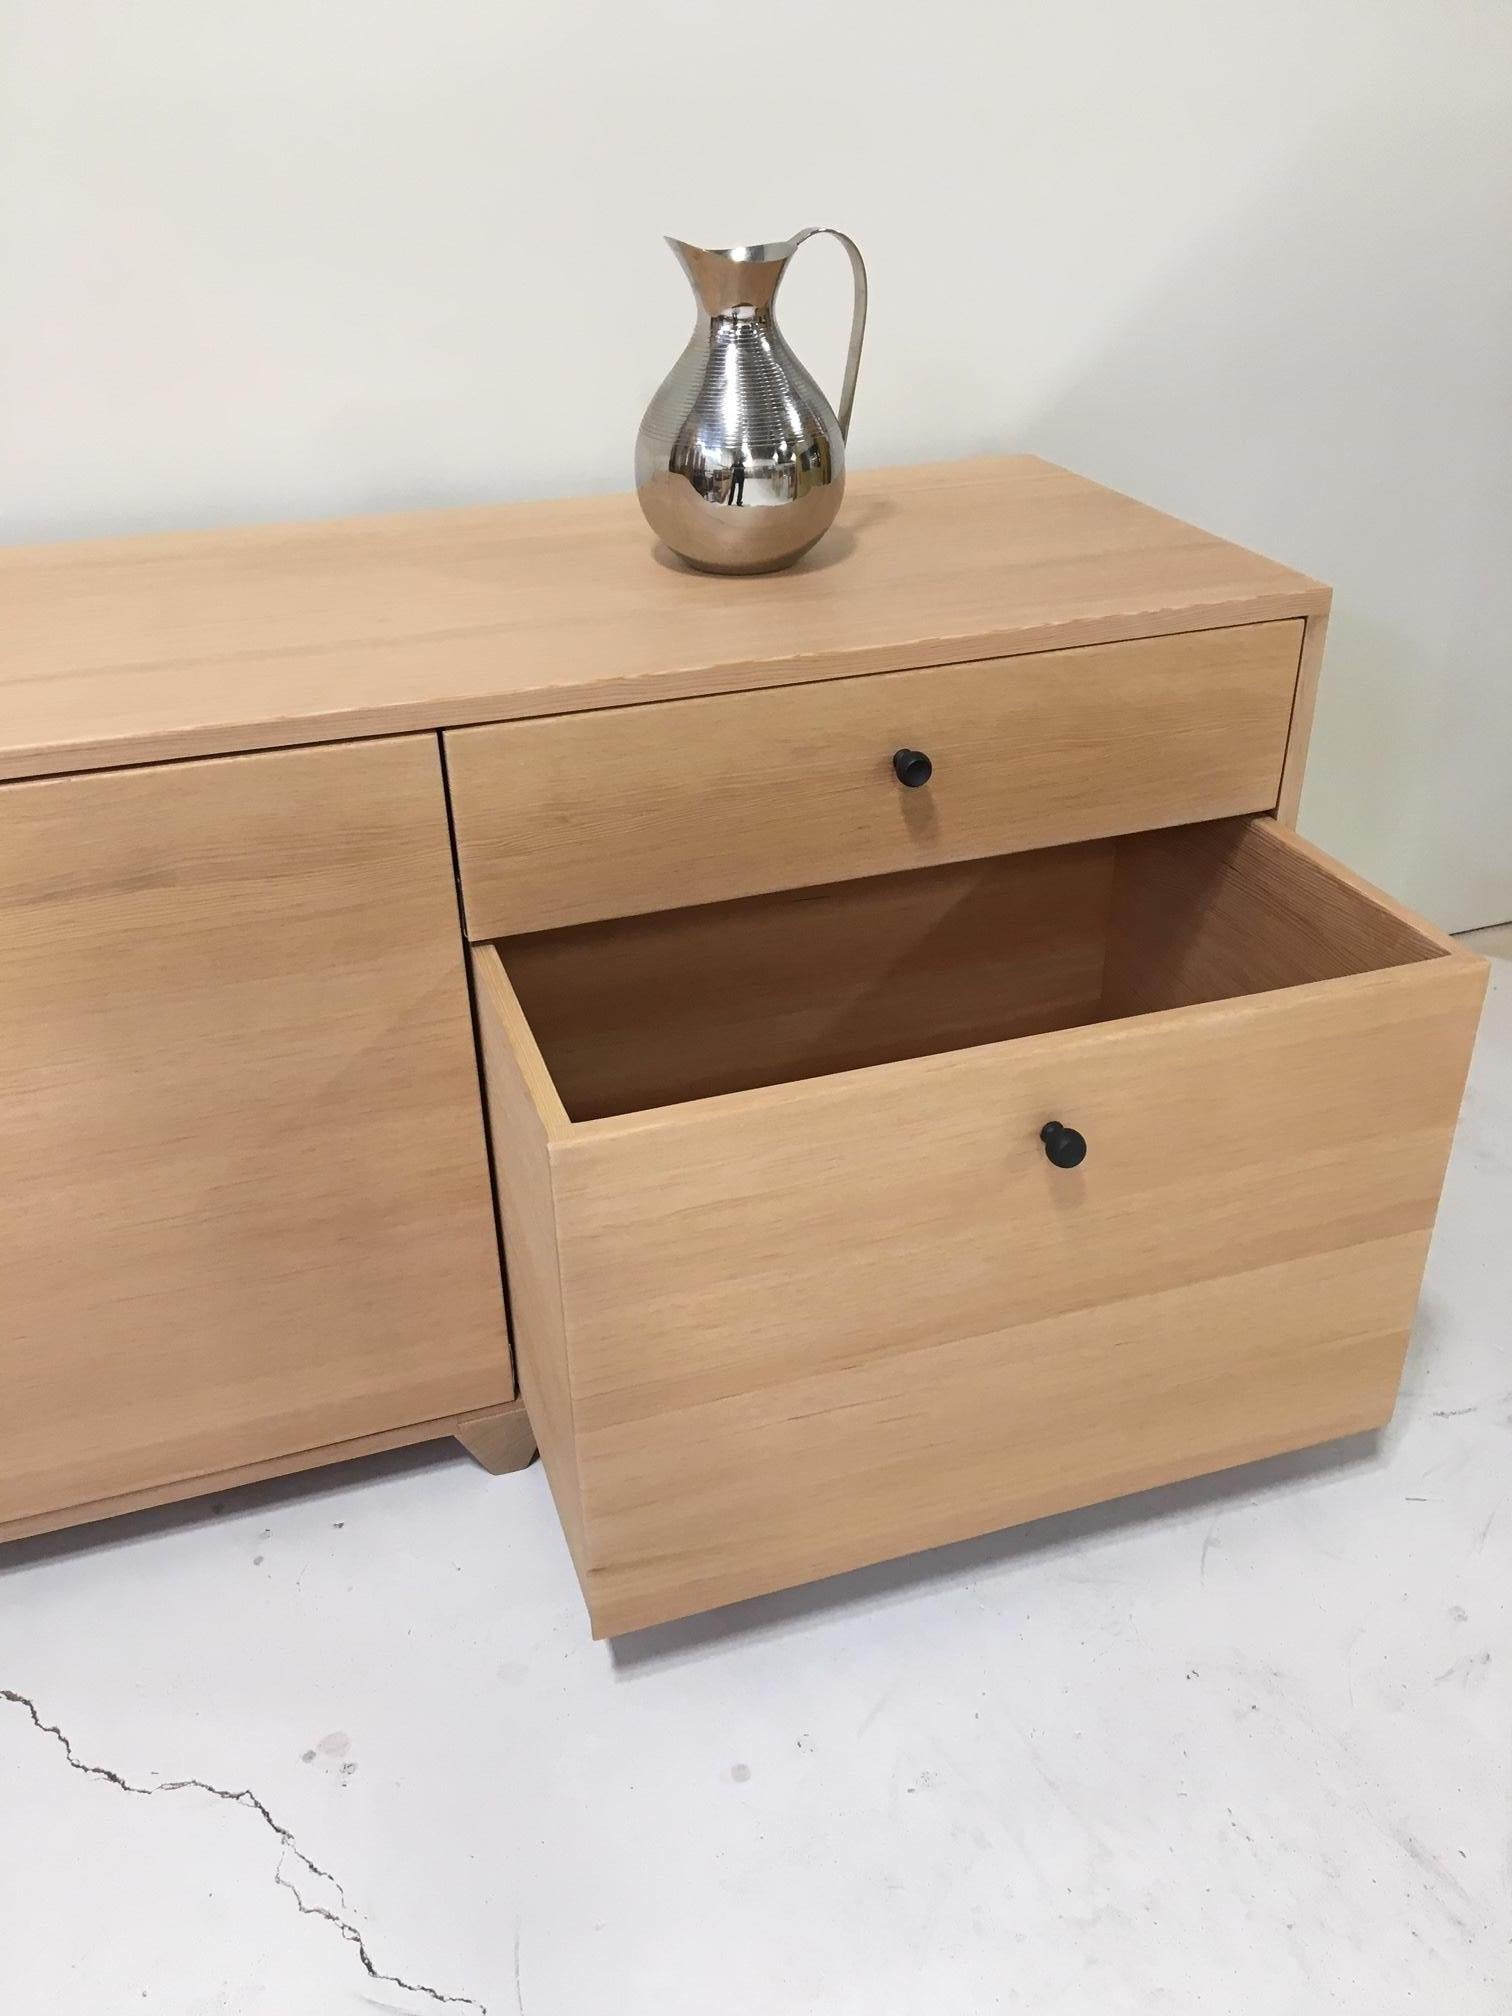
[447,621,1303,937]
[474,823,1484,1637]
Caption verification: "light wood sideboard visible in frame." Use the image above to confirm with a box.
[0,457,1486,1631]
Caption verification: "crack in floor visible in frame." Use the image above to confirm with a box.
[1,1686,486,2013]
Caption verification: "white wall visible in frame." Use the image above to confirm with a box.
[2,0,1508,926]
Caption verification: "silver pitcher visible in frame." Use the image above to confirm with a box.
[634,229,868,575]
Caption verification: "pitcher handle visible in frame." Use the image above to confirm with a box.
[790,227,868,441]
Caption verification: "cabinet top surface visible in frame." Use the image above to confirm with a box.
[0,455,1327,782]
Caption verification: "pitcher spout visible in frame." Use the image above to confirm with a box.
[666,235,795,317]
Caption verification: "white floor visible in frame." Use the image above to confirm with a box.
[3,932,1509,2016]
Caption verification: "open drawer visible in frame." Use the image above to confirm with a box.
[472,816,1486,1637]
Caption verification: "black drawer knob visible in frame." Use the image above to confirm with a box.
[892,748,933,788]
[1040,1120,1087,1169]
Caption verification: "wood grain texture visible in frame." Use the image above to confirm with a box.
[580,1242,1427,1636]
[0,1412,476,1546]
[0,737,511,1528]
[476,820,1483,1635]
[455,1399,537,1475]
[471,946,584,1573]
[1101,815,1456,1019]
[448,621,1303,936]
[1276,610,1329,825]
[502,845,1117,1119]
[0,456,1328,784]
[562,965,1483,1635]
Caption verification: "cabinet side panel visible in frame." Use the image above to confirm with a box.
[0,737,509,1525]
[1276,610,1330,826]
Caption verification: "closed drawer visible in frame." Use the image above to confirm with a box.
[473,816,1485,1637]
[447,621,1303,937]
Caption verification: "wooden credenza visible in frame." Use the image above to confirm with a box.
[0,458,1486,1633]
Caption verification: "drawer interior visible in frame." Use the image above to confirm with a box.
[493,816,1452,1122]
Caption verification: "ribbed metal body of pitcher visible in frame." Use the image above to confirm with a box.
[634,230,868,575]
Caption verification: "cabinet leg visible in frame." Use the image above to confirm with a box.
[455,1398,537,1475]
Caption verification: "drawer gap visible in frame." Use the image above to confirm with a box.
[489,816,1451,1124]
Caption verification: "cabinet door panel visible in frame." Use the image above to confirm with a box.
[0,736,509,1525]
